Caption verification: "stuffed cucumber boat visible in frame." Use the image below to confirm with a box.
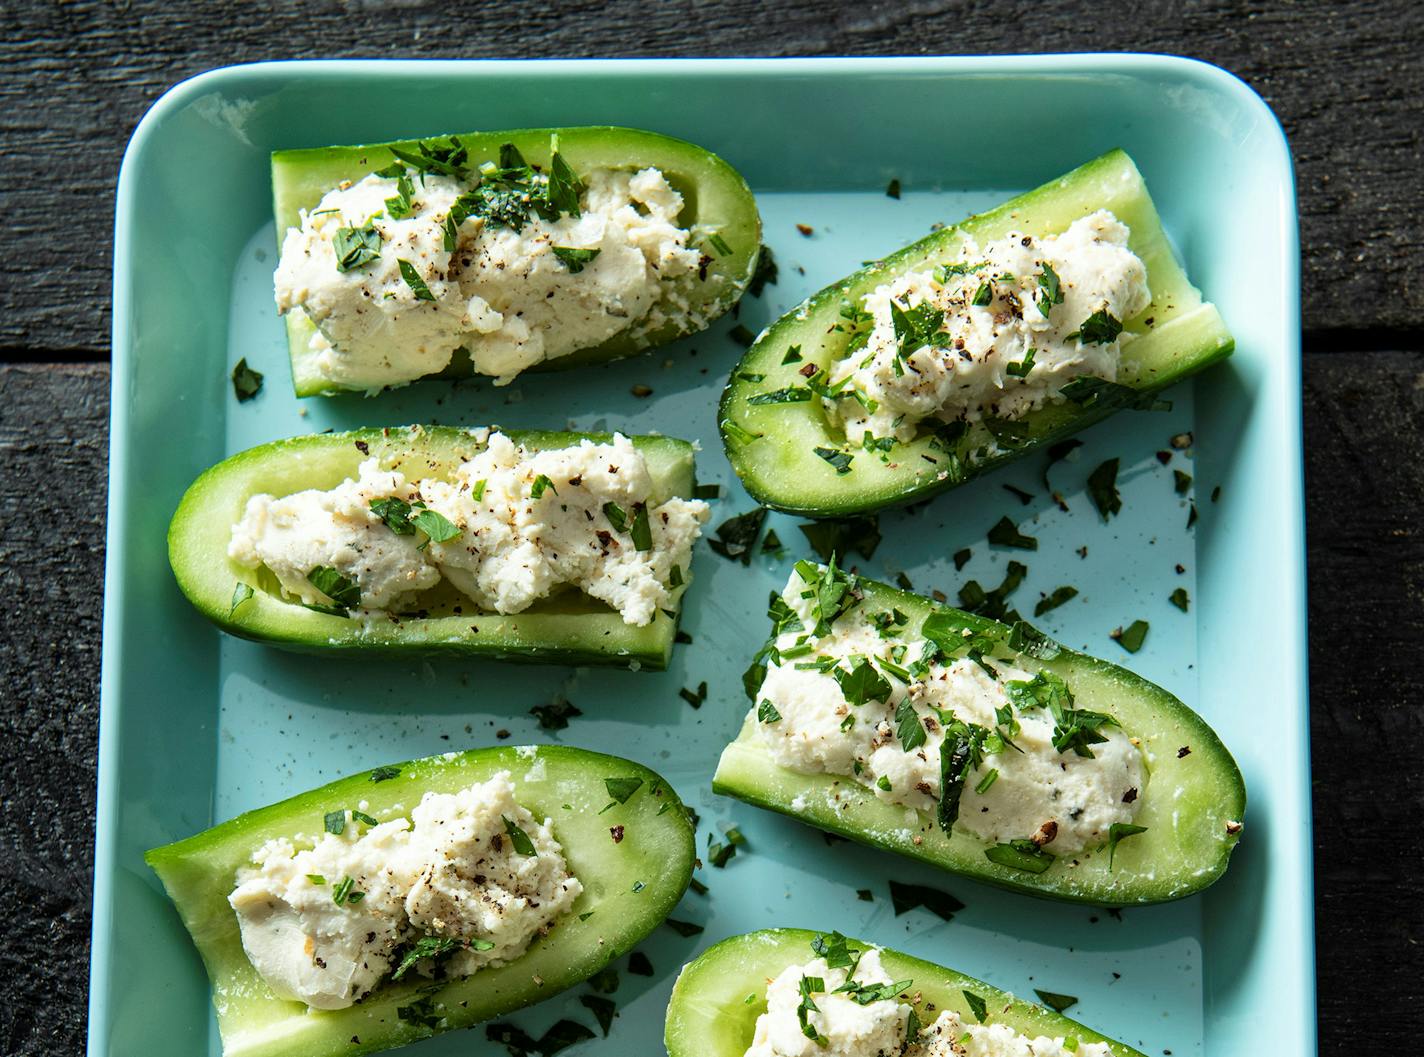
[272,126,761,396]
[147,745,694,1057]
[714,562,1245,905]
[666,928,1145,1057]
[170,426,710,669]
[720,149,1233,515]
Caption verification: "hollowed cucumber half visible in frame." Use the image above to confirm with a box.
[719,149,1232,515]
[666,928,1146,1057]
[169,426,700,669]
[713,567,1246,905]
[147,745,694,1057]
[272,126,761,396]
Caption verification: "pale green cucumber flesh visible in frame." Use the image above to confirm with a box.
[665,928,1146,1057]
[146,745,694,1057]
[271,126,761,397]
[720,148,1234,515]
[712,572,1245,906]
[168,427,698,668]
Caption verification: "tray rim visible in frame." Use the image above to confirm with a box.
[93,52,1308,1057]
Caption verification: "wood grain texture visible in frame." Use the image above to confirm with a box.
[0,365,107,1057]
[2,0,1422,358]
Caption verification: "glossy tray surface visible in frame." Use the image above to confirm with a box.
[96,56,1307,1057]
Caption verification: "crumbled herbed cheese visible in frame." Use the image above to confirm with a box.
[275,163,701,391]
[744,941,1113,1057]
[228,432,709,626]
[750,566,1144,854]
[826,211,1151,445]
[912,1010,1113,1057]
[228,771,580,1010]
[746,949,911,1057]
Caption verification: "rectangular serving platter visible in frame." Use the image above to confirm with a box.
[96,57,1309,1057]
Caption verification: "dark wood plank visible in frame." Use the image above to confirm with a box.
[2,0,1421,358]
[2,350,1423,1052]
[0,364,107,1057]
[1304,348,1424,1050]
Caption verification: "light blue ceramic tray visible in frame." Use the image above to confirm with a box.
[95,57,1308,1057]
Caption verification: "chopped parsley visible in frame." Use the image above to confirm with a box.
[1106,822,1149,868]
[1005,346,1037,378]
[748,385,813,405]
[1058,376,1170,412]
[529,474,556,499]
[985,839,1055,874]
[988,515,1038,551]
[581,994,617,1037]
[331,876,362,906]
[604,776,644,804]
[665,918,704,937]
[323,809,346,835]
[888,879,964,921]
[397,259,436,301]
[629,503,652,551]
[1034,990,1079,1014]
[501,816,537,856]
[1034,586,1078,617]
[885,178,902,199]
[332,222,381,272]
[547,147,585,217]
[799,516,881,562]
[370,496,415,534]
[231,358,264,402]
[963,989,989,1023]
[971,281,994,306]
[1169,587,1190,612]
[530,697,582,730]
[729,324,757,347]
[1174,469,1193,494]
[748,244,778,297]
[833,660,891,706]
[1111,619,1149,653]
[814,446,854,474]
[229,582,254,619]
[369,765,401,782]
[757,700,782,723]
[953,548,972,570]
[705,232,733,256]
[708,507,767,564]
[1073,309,1123,344]
[551,246,600,273]
[306,566,359,610]
[894,700,927,751]
[1087,458,1122,520]
[410,508,459,544]
[937,719,989,834]
[1037,262,1064,317]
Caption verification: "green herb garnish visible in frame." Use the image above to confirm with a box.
[1169,587,1190,611]
[1034,990,1079,1014]
[757,700,782,723]
[629,503,652,551]
[307,566,360,609]
[963,989,989,1023]
[231,358,264,402]
[604,777,644,804]
[397,259,436,301]
[552,246,600,273]
[332,222,381,272]
[1034,586,1078,616]
[888,879,963,921]
[1112,619,1149,653]
[1106,822,1149,868]
[229,582,254,619]
[1087,458,1121,519]
[502,816,537,855]
[988,515,1038,550]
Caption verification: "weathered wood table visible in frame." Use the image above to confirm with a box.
[2,3,1420,1053]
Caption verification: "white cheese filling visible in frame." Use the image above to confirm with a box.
[274,161,701,390]
[914,1010,1113,1057]
[750,568,1144,855]
[826,211,1151,445]
[746,949,912,1057]
[228,771,581,1010]
[228,431,710,626]
[745,948,1112,1057]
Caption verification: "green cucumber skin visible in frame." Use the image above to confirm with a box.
[168,426,698,669]
[666,928,1146,1057]
[271,126,762,397]
[719,148,1234,516]
[147,745,695,1057]
[712,572,1246,906]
